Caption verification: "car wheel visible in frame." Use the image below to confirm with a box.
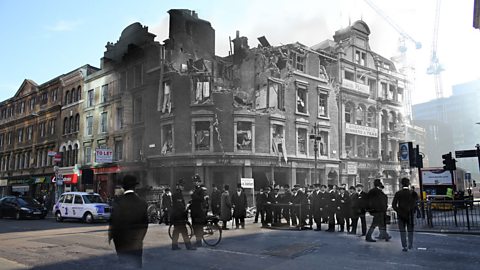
[84,212,94,224]
[55,211,63,222]
[15,211,21,220]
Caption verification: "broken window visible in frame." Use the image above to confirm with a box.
[296,85,307,114]
[290,51,306,72]
[162,81,171,113]
[397,87,404,102]
[272,124,287,162]
[194,77,211,103]
[356,104,366,125]
[318,91,328,117]
[345,103,354,123]
[367,106,376,127]
[237,122,252,151]
[319,131,328,156]
[256,80,284,110]
[194,121,211,151]
[344,70,354,81]
[161,124,174,154]
[297,128,307,155]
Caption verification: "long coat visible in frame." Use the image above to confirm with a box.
[350,191,367,217]
[108,192,148,254]
[211,189,222,215]
[170,189,188,225]
[367,187,388,213]
[231,191,248,218]
[336,192,351,218]
[190,186,207,224]
[220,190,232,221]
[392,188,416,221]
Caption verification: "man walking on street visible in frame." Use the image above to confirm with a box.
[393,177,417,252]
[350,183,367,236]
[108,175,149,268]
[171,180,196,251]
[336,186,351,233]
[161,188,172,225]
[365,179,390,242]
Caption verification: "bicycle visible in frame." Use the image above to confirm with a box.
[168,215,222,246]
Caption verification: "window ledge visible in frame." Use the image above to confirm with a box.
[317,116,330,121]
[295,112,310,117]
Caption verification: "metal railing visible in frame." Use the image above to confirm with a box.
[390,199,480,231]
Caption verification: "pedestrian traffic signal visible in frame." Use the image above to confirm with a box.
[442,152,457,171]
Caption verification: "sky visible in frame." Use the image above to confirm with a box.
[0,0,479,106]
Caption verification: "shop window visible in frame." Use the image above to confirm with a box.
[296,86,308,114]
[236,122,252,151]
[194,121,211,151]
[345,134,354,157]
[161,124,173,154]
[318,91,328,117]
[357,136,366,158]
[297,128,307,155]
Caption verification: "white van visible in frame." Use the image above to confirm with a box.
[53,192,111,223]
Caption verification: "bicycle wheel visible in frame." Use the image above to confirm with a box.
[168,222,194,240]
[202,222,222,246]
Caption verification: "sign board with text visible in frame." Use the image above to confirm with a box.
[240,178,254,189]
[345,123,378,138]
[421,168,454,186]
[95,148,113,163]
[347,162,358,175]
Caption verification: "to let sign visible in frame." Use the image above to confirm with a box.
[240,178,254,189]
[95,149,113,163]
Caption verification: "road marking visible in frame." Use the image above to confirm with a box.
[207,247,269,258]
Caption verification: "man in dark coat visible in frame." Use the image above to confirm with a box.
[108,175,149,268]
[350,183,367,236]
[281,185,293,226]
[210,184,222,216]
[311,184,321,231]
[190,175,207,247]
[326,185,338,232]
[161,188,172,225]
[254,188,266,224]
[220,185,232,229]
[393,177,417,252]
[271,187,282,224]
[365,179,390,242]
[336,186,351,232]
[231,184,248,229]
[291,185,308,229]
[264,186,274,227]
[170,180,196,250]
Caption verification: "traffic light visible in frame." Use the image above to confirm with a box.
[415,146,423,168]
[442,152,457,171]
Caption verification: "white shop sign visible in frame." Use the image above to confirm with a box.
[345,123,378,138]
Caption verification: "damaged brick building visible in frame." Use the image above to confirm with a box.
[144,10,340,191]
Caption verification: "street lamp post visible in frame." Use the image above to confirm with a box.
[310,123,322,184]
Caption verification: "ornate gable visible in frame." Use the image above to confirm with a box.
[14,79,38,98]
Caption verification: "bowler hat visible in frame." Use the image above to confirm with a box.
[355,183,364,188]
[373,179,383,187]
[122,175,139,190]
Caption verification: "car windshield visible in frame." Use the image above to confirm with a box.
[82,195,104,204]
[18,197,40,206]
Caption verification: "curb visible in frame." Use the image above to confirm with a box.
[388,228,480,236]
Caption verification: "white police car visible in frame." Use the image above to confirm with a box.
[53,192,111,223]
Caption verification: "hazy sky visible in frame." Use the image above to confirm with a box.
[1,0,479,105]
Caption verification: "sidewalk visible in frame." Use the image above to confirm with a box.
[0,257,28,270]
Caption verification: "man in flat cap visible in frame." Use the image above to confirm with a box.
[109,175,149,268]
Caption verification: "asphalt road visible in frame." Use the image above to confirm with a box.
[0,216,479,270]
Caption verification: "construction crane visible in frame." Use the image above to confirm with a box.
[363,0,422,54]
[363,0,422,121]
[426,0,445,99]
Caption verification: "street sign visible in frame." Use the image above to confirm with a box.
[455,149,477,158]
[240,178,254,189]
